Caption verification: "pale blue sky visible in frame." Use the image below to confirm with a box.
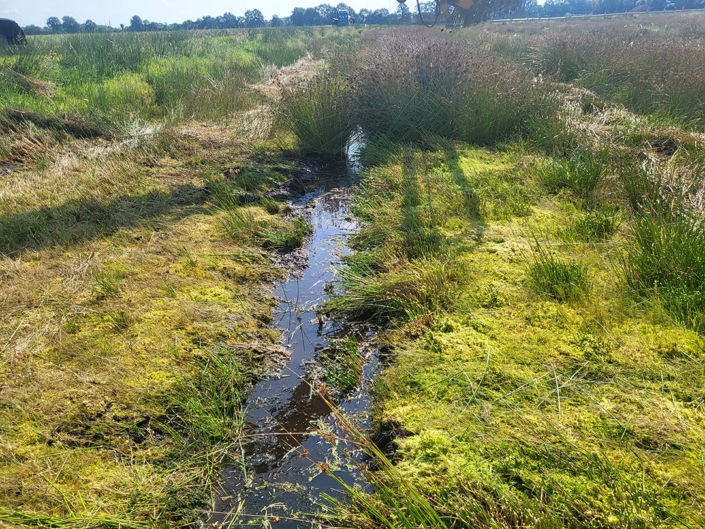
[2,0,401,27]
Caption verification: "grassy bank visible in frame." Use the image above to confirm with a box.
[0,123,312,526]
[328,145,705,527]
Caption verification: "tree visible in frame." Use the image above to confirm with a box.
[396,3,412,23]
[317,4,337,24]
[83,19,97,32]
[271,14,282,27]
[201,15,216,29]
[46,17,63,33]
[366,8,390,24]
[222,12,238,28]
[291,7,306,25]
[245,9,265,27]
[62,16,80,33]
[303,7,321,25]
[24,25,46,35]
[129,15,143,31]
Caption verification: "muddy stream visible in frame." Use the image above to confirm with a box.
[209,153,377,527]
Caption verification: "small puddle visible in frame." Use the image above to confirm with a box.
[210,153,376,527]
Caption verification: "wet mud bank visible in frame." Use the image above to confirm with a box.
[209,154,379,527]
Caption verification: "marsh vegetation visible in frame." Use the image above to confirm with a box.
[2,13,705,528]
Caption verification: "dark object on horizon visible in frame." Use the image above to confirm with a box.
[397,0,523,26]
[0,18,26,45]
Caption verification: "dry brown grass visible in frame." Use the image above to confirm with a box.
[248,56,325,100]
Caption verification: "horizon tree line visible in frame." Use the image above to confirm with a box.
[20,0,705,35]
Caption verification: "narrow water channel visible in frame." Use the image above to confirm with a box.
[209,155,375,527]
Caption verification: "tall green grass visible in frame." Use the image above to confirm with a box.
[538,150,604,202]
[0,28,358,140]
[278,72,356,157]
[528,236,590,301]
[622,210,705,332]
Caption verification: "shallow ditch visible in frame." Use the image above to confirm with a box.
[209,152,378,527]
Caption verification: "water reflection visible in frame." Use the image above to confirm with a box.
[210,156,374,528]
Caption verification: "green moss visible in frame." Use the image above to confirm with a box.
[0,132,299,525]
[334,145,705,527]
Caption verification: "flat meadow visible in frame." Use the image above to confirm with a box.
[1,12,705,528]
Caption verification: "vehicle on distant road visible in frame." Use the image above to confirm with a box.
[332,9,355,25]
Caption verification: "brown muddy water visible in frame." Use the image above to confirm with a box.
[208,154,378,527]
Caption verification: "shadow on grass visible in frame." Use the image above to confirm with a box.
[0,183,212,256]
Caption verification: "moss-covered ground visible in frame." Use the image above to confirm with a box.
[330,140,705,527]
[0,121,311,526]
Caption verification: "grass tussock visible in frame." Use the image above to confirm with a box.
[351,29,557,147]
[528,237,590,302]
[537,150,604,202]
[560,206,621,243]
[167,347,248,442]
[329,257,460,323]
[622,210,705,332]
[278,72,356,157]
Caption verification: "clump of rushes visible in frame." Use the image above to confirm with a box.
[212,180,311,251]
[561,206,621,243]
[278,71,356,157]
[622,210,705,332]
[538,150,604,202]
[317,337,364,395]
[327,258,458,323]
[167,347,247,443]
[219,206,311,251]
[350,29,556,147]
[619,160,670,216]
[528,236,590,301]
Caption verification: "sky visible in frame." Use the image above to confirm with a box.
[1,0,402,27]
